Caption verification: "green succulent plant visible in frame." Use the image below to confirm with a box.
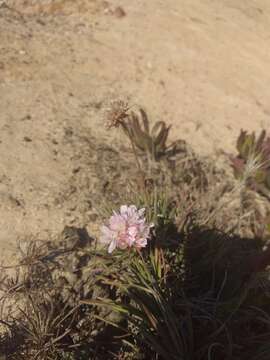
[122,109,172,161]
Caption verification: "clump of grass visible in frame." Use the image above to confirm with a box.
[11,293,79,359]
[82,232,270,360]
[0,235,137,359]
[231,129,270,198]
[82,251,189,360]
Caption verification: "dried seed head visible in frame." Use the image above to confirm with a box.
[105,100,130,129]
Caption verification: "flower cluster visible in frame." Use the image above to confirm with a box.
[100,205,153,253]
[104,100,130,129]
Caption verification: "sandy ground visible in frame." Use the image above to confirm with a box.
[1,0,270,264]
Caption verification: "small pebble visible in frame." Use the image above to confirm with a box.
[23,136,32,142]
[114,6,126,18]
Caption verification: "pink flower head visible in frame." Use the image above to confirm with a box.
[100,205,153,253]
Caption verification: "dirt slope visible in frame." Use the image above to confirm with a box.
[0,0,270,263]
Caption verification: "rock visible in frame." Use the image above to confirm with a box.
[114,6,126,18]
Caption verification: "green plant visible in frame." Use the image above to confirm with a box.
[121,109,171,161]
[231,130,270,196]
[82,251,187,359]
[83,247,239,360]
[105,101,176,163]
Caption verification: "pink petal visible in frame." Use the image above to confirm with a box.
[128,225,137,236]
[108,238,117,253]
[120,205,128,215]
[100,225,113,244]
[138,208,145,217]
[135,237,147,249]
[127,205,137,217]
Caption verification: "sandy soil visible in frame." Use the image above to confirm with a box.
[0,0,270,264]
